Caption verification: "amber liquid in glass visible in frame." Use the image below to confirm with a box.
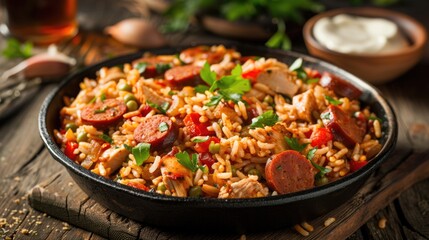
[2,0,77,44]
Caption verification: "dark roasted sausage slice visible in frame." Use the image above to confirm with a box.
[179,46,224,64]
[134,115,178,149]
[265,150,314,194]
[320,72,362,100]
[81,99,127,128]
[164,65,202,86]
[321,105,365,148]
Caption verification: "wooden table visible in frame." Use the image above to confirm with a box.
[1,1,429,239]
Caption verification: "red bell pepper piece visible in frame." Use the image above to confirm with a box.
[195,136,220,153]
[310,128,333,147]
[198,152,216,172]
[183,112,214,137]
[127,182,149,191]
[242,69,262,83]
[64,141,79,160]
[350,160,368,172]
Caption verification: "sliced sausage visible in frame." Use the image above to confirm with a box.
[134,115,178,149]
[179,46,224,64]
[320,72,362,100]
[265,150,314,194]
[81,99,127,128]
[321,105,365,148]
[164,65,202,86]
[132,57,171,78]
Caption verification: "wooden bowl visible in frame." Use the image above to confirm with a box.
[303,7,427,84]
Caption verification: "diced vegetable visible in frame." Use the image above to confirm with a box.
[195,136,220,153]
[64,141,79,160]
[350,160,368,172]
[310,128,333,147]
[183,112,214,137]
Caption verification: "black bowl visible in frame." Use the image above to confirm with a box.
[39,44,397,232]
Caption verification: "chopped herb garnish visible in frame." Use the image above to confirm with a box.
[285,137,308,152]
[191,136,210,143]
[88,96,96,104]
[175,151,203,172]
[194,84,209,93]
[158,122,169,132]
[100,92,106,102]
[135,62,147,74]
[123,144,132,152]
[200,62,251,106]
[249,110,279,129]
[368,115,383,123]
[155,63,172,73]
[307,78,319,84]
[2,38,33,59]
[147,100,170,114]
[320,112,332,120]
[325,95,342,106]
[99,133,113,144]
[168,90,176,96]
[289,58,308,81]
[132,143,151,166]
[307,147,331,179]
[94,106,108,114]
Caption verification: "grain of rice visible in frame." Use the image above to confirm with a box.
[334,148,348,159]
[352,143,360,157]
[301,222,314,232]
[324,217,336,227]
[98,164,106,176]
[334,141,347,150]
[132,169,140,178]
[122,166,131,177]
[149,156,161,174]
[202,184,219,196]
[294,224,309,236]
[361,140,378,149]
[238,101,248,119]
[217,172,232,179]
[334,159,345,166]
[257,141,276,149]
[236,170,246,179]
[374,120,382,138]
[222,126,234,138]
[218,164,225,173]
[316,146,330,155]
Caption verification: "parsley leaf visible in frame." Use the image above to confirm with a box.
[2,38,33,59]
[156,63,172,73]
[175,151,202,172]
[250,110,279,129]
[147,100,170,114]
[191,136,209,143]
[285,137,308,152]
[100,92,106,102]
[324,95,342,106]
[200,62,251,106]
[94,106,108,114]
[123,144,132,152]
[132,143,151,166]
[135,62,147,74]
[307,147,331,178]
[289,57,308,81]
[159,122,169,132]
[307,78,319,84]
[194,84,209,93]
[99,134,113,144]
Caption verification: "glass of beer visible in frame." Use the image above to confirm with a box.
[0,0,78,45]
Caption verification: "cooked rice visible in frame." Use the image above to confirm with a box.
[55,45,384,199]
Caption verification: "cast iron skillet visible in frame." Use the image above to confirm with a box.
[39,44,397,232]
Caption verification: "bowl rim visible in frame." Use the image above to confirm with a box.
[303,7,428,59]
[38,44,398,208]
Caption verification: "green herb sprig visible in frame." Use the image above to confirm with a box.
[285,137,308,152]
[175,151,203,172]
[250,110,279,129]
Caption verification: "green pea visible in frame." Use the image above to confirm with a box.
[77,132,88,142]
[209,142,220,154]
[248,168,262,179]
[157,182,166,192]
[315,176,329,186]
[188,186,202,198]
[65,123,77,132]
[126,100,138,111]
[124,94,137,103]
[263,95,273,105]
[118,82,132,92]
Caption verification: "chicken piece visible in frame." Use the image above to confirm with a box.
[160,155,193,197]
[99,146,129,176]
[256,68,298,97]
[135,81,171,106]
[270,123,292,153]
[218,176,268,199]
[213,102,241,122]
[292,89,319,122]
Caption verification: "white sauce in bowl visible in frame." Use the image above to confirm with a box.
[313,14,409,54]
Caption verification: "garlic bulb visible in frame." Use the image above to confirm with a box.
[104,18,167,48]
[1,45,76,81]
